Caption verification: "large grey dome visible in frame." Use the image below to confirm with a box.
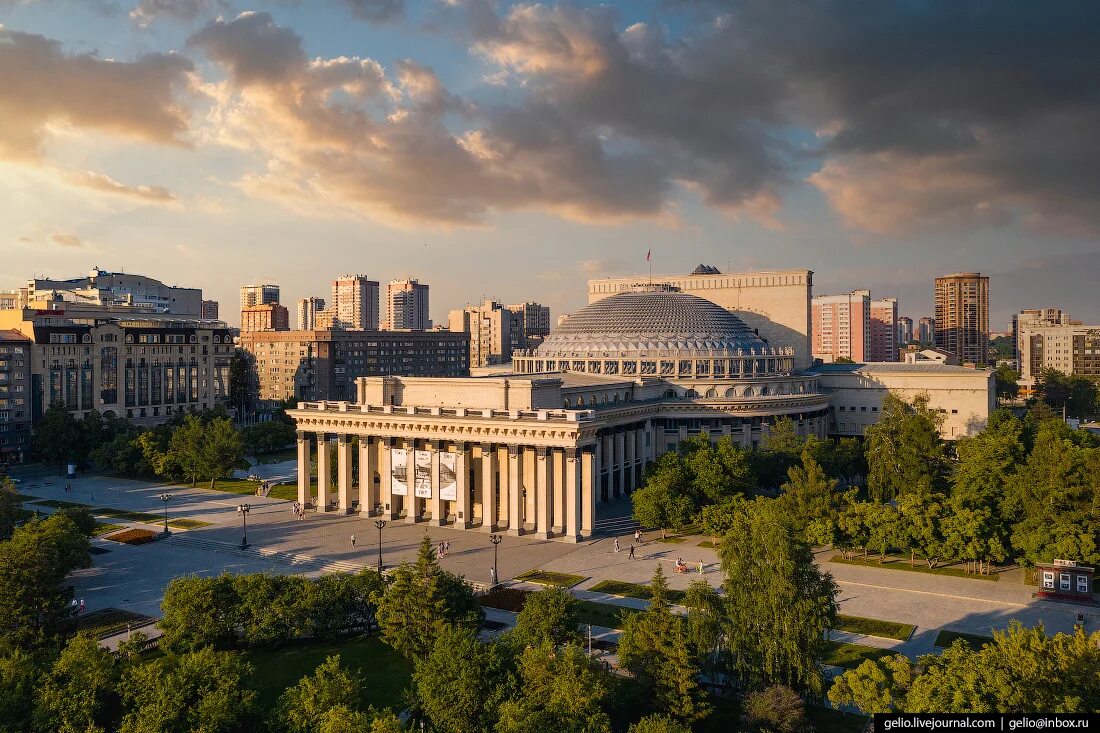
[537,288,769,358]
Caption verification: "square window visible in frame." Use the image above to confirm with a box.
[1060,573,1071,591]
[1042,571,1055,589]
[1077,575,1089,594]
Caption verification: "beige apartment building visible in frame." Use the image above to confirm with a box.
[0,302,233,427]
[386,279,430,330]
[868,297,899,362]
[812,290,869,363]
[331,275,379,331]
[935,273,989,364]
[296,297,326,331]
[1017,323,1100,387]
[201,300,220,320]
[917,317,935,345]
[240,329,469,403]
[1012,308,1075,363]
[241,303,290,332]
[240,284,280,312]
[588,266,813,369]
[447,300,518,367]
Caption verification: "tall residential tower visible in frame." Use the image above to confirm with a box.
[934,273,989,364]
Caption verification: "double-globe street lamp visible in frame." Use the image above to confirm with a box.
[158,493,172,536]
[237,503,251,550]
[374,519,387,574]
[489,534,502,587]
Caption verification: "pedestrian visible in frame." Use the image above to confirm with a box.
[628,544,635,559]
[78,597,85,613]
[634,529,641,544]
[698,559,704,575]
[613,538,620,553]
[490,566,497,585]
[444,541,451,556]
[351,534,356,547]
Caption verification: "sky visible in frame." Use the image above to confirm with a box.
[1,0,1098,330]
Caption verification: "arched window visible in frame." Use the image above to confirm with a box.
[705,388,717,398]
[725,387,737,398]
[612,394,620,403]
[577,397,585,407]
[743,387,754,397]
[563,398,571,408]
[685,389,698,399]
[663,389,677,399]
[761,386,770,396]
[600,394,608,404]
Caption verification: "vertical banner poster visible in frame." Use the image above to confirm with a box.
[439,452,458,501]
[414,450,432,498]
[390,448,408,495]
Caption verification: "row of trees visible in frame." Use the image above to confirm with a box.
[635,395,1100,572]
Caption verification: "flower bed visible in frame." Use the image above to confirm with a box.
[479,587,532,612]
[513,570,588,588]
[103,528,158,545]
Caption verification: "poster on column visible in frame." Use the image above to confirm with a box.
[414,450,432,498]
[439,452,457,501]
[390,448,408,496]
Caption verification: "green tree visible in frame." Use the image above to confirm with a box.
[1036,370,1099,418]
[0,477,20,541]
[683,579,725,680]
[617,565,710,725]
[741,685,808,733]
[413,625,512,733]
[940,498,1007,574]
[34,633,120,733]
[865,393,946,502]
[951,411,1024,508]
[0,513,91,646]
[202,417,244,490]
[681,436,756,502]
[241,419,297,456]
[496,642,613,733]
[274,655,363,733]
[301,570,385,640]
[774,452,851,545]
[376,535,482,661]
[232,573,305,648]
[32,403,81,469]
[632,453,696,539]
[627,715,691,733]
[698,495,747,545]
[507,586,582,650]
[993,364,1020,401]
[167,415,207,486]
[719,500,838,695]
[827,654,913,714]
[228,348,258,420]
[118,647,256,733]
[0,647,40,732]
[158,575,240,652]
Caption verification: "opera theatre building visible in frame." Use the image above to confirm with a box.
[288,280,993,541]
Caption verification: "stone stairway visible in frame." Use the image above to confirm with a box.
[164,534,367,575]
[593,514,640,536]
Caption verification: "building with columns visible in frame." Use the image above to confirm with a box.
[289,287,831,541]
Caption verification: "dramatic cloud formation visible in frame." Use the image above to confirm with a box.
[64,170,177,203]
[0,27,193,160]
[130,0,226,27]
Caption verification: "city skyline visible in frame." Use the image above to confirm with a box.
[1,1,1098,328]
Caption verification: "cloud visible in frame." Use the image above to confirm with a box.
[51,233,82,247]
[64,170,178,203]
[0,27,193,161]
[338,0,403,23]
[130,0,226,27]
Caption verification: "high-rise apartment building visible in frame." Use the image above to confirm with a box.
[0,330,32,464]
[241,303,290,332]
[1012,308,1074,362]
[296,297,326,331]
[918,317,935,344]
[811,290,869,363]
[386,279,430,330]
[897,316,914,345]
[448,299,515,367]
[240,284,280,312]
[935,273,989,364]
[201,300,220,320]
[868,297,899,362]
[507,302,551,348]
[331,275,379,331]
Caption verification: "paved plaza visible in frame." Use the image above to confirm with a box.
[12,466,1096,659]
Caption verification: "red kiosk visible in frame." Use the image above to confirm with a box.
[1036,559,1095,605]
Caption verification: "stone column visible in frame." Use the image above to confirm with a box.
[507,444,523,535]
[316,433,331,513]
[481,443,497,532]
[614,430,626,498]
[564,447,581,542]
[594,437,604,503]
[430,441,445,526]
[380,438,397,519]
[406,440,420,525]
[552,448,565,534]
[624,427,636,493]
[580,446,595,539]
[296,431,310,508]
[534,447,550,539]
[644,419,656,463]
[454,443,470,529]
[337,435,353,514]
[359,437,375,515]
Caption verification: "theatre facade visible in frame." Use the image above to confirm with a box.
[288,287,831,541]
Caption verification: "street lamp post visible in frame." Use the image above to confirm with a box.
[237,503,251,549]
[489,534,502,587]
[158,493,172,536]
[374,519,387,573]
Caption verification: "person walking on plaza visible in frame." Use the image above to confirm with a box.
[351,534,356,547]
[613,538,620,553]
[628,544,635,559]
[698,559,705,575]
[490,566,497,586]
[634,529,642,545]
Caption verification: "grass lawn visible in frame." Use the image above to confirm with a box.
[97,507,162,523]
[822,640,897,669]
[244,635,411,713]
[167,518,213,529]
[657,536,687,544]
[934,629,993,650]
[268,484,299,501]
[30,498,90,510]
[697,540,717,549]
[830,554,1000,581]
[69,608,154,639]
[835,614,915,641]
[92,522,125,536]
[588,579,688,604]
[513,570,588,588]
[573,599,643,629]
[199,478,265,496]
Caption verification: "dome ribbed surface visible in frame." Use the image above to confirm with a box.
[538,289,768,357]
